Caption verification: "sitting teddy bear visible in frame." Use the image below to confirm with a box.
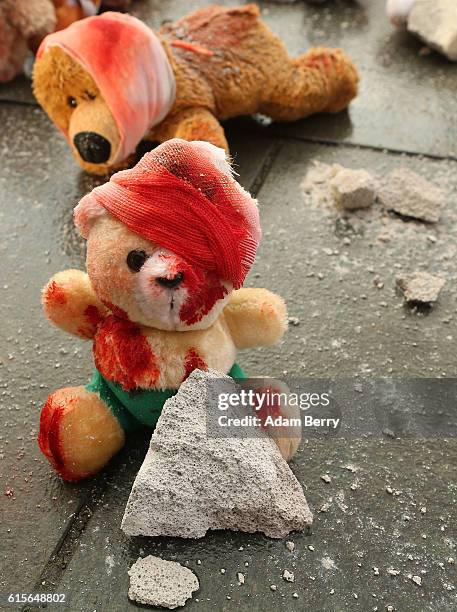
[0,0,133,83]
[38,138,295,481]
[33,4,359,175]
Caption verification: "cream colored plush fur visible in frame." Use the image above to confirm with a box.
[39,211,300,481]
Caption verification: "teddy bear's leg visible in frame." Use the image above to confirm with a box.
[250,379,302,462]
[38,386,125,481]
[148,107,229,152]
[271,401,302,462]
[259,47,358,121]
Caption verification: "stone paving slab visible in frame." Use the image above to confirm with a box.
[1,0,457,609]
[1,0,456,157]
[46,423,457,611]
[264,0,457,158]
[243,140,457,379]
[0,103,273,600]
[33,138,457,611]
[0,78,35,105]
[0,104,97,597]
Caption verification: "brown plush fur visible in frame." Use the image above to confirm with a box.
[33,3,359,175]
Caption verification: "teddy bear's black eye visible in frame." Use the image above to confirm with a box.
[127,250,147,272]
[67,96,77,108]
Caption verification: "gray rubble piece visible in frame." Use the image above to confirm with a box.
[121,369,312,539]
[408,0,457,61]
[379,167,445,222]
[128,556,199,609]
[330,167,376,210]
[396,271,446,304]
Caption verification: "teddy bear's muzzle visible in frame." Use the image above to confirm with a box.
[73,131,111,164]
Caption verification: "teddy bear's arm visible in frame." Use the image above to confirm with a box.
[149,107,229,152]
[42,269,108,340]
[223,288,287,349]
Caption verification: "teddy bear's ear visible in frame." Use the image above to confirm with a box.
[74,192,107,238]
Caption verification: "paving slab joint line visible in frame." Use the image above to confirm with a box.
[0,98,38,109]
[284,133,457,163]
[20,478,108,612]
[245,139,284,198]
[1,98,452,163]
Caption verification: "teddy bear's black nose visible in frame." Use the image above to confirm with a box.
[156,273,184,289]
[73,132,111,164]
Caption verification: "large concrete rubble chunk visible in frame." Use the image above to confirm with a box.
[408,0,457,61]
[121,369,312,539]
[379,167,445,223]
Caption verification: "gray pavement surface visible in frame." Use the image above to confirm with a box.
[0,1,456,611]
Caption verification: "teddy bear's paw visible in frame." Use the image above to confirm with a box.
[250,379,302,462]
[302,47,359,114]
[274,435,302,463]
[38,386,125,481]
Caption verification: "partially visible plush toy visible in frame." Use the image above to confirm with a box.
[387,0,457,61]
[0,0,55,83]
[386,0,416,26]
[0,0,133,83]
[33,4,359,175]
[38,138,294,481]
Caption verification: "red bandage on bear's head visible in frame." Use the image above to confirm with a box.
[75,139,261,288]
[37,12,176,164]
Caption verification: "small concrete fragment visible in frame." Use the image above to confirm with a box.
[122,370,312,539]
[331,168,376,210]
[379,167,445,222]
[282,569,295,582]
[408,0,457,61]
[396,271,445,304]
[128,556,199,609]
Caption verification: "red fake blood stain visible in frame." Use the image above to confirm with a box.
[101,300,129,320]
[85,19,123,71]
[183,348,207,381]
[77,305,104,339]
[38,393,77,481]
[170,39,214,56]
[304,51,334,76]
[44,281,67,306]
[93,316,159,390]
[179,269,227,326]
[84,305,103,327]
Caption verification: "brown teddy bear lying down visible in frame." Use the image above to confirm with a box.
[33,4,359,175]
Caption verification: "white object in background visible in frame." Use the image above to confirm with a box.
[386,0,417,27]
[408,0,457,61]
